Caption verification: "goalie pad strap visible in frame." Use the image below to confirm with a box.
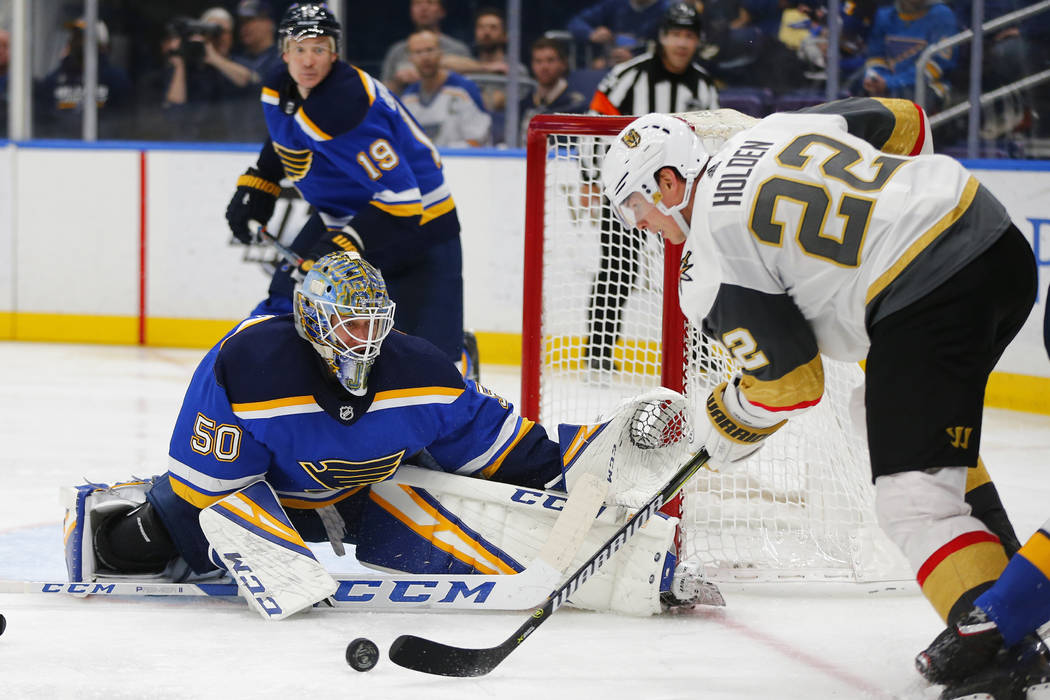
[706,381,786,445]
[236,173,282,198]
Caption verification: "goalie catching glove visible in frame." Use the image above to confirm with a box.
[702,377,786,469]
[225,167,282,244]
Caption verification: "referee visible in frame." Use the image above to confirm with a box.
[583,2,719,371]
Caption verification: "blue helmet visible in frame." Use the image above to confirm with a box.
[293,251,395,395]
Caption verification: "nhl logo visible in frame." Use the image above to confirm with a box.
[339,405,355,421]
[621,129,641,148]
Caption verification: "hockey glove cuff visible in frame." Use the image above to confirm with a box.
[702,378,786,469]
[225,168,282,244]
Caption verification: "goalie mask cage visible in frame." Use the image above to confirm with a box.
[521,113,910,584]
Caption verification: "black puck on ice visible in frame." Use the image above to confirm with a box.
[0,613,6,636]
[346,637,379,672]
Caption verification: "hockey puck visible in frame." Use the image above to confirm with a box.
[0,613,6,636]
[346,637,379,672]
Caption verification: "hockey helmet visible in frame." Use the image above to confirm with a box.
[661,2,702,36]
[601,113,710,234]
[293,251,395,395]
[279,3,341,44]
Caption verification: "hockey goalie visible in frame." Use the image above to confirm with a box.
[62,251,721,619]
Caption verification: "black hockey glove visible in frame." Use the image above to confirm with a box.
[225,168,282,244]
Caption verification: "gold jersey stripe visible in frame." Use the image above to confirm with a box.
[872,98,923,155]
[866,176,980,305]
[231,394,318,413]
[920,539,1007,622]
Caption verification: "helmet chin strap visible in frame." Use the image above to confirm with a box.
[653,156,710,240]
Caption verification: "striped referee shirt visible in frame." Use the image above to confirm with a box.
[590,50,719,117]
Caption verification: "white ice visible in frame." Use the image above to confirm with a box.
[0,341,1047,699]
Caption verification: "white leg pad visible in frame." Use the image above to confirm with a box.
[199,481,337,620]
[365,467,678,615]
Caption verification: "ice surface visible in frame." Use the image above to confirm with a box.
[1,341,1047,699]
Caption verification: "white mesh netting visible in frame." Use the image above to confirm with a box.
[528,115,910,584]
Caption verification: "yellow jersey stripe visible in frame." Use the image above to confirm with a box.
[295,107,333,141]
[169,474,226,509]
[219,315,274,351]
[354,67,376,106]
[421,195,456,224]
[371,199,424,218]
[480,418,534,479]
[232,395,319,413]
[1020,530,1050,580]
[866,176,979,305]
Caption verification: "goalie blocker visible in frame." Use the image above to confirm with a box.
[63,389,723,618]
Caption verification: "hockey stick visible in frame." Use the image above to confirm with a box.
[2,473,608,613]
[387,447,711,677]
[249,221,304,268]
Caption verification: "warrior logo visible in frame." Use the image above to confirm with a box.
[621,129,641,148]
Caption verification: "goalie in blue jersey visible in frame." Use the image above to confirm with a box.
[224,3,476,379]
[63,251,721,618]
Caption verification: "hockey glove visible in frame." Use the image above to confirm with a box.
[225,168,282,244]
[701,377,786,469]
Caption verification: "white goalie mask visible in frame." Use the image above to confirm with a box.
[293,251,396,396]
[601,113,711,236]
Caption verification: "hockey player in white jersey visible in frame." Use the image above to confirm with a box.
[600,98,1037,634]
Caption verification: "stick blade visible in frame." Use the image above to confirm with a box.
[388,634,507,677]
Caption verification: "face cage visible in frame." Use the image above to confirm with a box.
[295,292,395,363]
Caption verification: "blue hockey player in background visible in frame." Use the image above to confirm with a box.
[223,3,477,378]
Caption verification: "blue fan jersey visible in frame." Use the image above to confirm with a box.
[260,61,454,226]
[150,315,562,571]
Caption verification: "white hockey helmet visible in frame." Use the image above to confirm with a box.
[601,113,710,235]
[293,251,396,396]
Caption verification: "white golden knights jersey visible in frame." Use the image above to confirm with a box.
[151,315,562,572]
[682,98,1012,420]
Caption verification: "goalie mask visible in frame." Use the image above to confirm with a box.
[601,113,710,237]
[293,251,395,396]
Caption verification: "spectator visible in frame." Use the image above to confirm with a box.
[162,7,243,141]
[0,28,8,138]
[229,0,282,142]
[518,37,588,143]
[860,0,959,113]
[234,0,281,84]
[583,2,717,372]
[470,7,527,113]
[952,0,1037,139]
[34,19,133,140]
[401,29,492,147]
[567,0,670,69]
[380,0,475,94]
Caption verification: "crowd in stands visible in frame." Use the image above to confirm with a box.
[1,0,1048,153]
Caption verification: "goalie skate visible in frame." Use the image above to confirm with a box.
[661,561,725,611]
[939,637,1050,700]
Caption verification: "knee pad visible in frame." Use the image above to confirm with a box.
[94,501,178,574]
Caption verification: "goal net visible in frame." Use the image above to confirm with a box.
[521,112,911,584]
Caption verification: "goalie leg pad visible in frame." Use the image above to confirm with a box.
[199,480,337,620]
[63,479,155,582]
[360,466,704,615]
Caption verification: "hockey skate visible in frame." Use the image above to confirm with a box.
[938,635,1050,700]
[660,561,725,611]
[917,607,1006,684]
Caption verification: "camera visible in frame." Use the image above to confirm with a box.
[165,17,224,67]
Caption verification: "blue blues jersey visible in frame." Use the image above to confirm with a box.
[864,3,958,97]
[259,61,454,227]
[152,315,562,571]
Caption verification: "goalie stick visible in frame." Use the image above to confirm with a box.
[387,447,711,677]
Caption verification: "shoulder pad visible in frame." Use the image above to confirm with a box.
[297,62,374,139]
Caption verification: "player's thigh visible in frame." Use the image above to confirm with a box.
[385,237,463,358]
[865,226,1035,476]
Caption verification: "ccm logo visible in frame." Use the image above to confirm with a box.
[223,552,282,616]
[510,489,567,511]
